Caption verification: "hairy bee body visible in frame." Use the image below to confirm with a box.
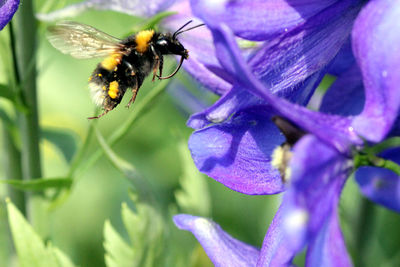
[88,31,158,111]
[46,21,203,118]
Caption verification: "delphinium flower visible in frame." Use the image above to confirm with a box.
[0,0,19,30]
[187,0,364,194]
[174,0,400,266]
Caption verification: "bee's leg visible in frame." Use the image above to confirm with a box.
[88,109,110,120]
[150,45,162,82]
[158,56,164,79]
[126,76,139,108]
[124,60,135,76]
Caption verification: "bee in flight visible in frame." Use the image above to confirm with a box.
[47,20,204,119]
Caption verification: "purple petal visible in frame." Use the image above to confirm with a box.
[188,108,285,195]
[187,0,362,126]
[163,0,232,95]
[351,0,400,142]
[320,64,364,116]
[187,87,263,129]
[187,70,325,130]
[206,0,362,96]
[174,214,259,267]
[191,0,340,41]
[203,24,362,152]
[306,206,352,267]
[327,38,355,76]
[37,0,175,21]
[355,166,400,213]
[257,205,296,267]
[282,135,350,252]
[387,116,400,138]
[0,0,19,30]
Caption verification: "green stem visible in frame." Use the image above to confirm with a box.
[12,0,44,232]
[4,23,26,215]
[367,137,400,155]
[2,127,25,214]
[354,153,400,176]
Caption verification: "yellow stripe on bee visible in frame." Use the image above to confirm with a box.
[135,30,154,53]
[101,53,122,71]
[108,81,119,99]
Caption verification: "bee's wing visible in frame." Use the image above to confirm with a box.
[47,21,123,59]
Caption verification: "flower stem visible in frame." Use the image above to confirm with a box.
[367,137,400,155]
[354,153,400,176]
[12,0,45,232]
[2,127,25,214]
[5,22,26,215]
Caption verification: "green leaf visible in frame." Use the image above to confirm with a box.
[104,220,135,267]
[139,11,177,31]
[175,141,211,216]
[42,127,78,163]
[122,202,164,267]
[0,107,21,149]
[104,201,165,267]
[1,177,72,191]
[6,199,77,267]
[0,84,15,102]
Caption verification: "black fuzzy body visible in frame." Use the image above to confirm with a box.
[88,33,160,111]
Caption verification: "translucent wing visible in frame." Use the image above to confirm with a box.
[47,21,123,59]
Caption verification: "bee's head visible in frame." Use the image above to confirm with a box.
[155,34,189,59]
[155,21,205,59]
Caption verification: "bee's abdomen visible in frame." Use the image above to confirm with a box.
[89,65,127,111]
[88,48,155,111]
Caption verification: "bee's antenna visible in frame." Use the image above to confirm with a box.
[173,20,193,39]
[174,23,206,37]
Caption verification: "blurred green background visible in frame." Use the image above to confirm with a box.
[1,1,400,267]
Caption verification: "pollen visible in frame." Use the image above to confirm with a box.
[101,53,122,71]
[108,81,119,99]
[97,73,102,77]
[135,30,154,53]
[271,144,292,183]
[88,76,92,81]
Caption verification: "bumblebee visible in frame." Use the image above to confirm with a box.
[47,21,204,119]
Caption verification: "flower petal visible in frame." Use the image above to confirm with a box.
[355,166,400,213]
[37,0,175,21]
[163,0,233,95]
[191,0,341,41]
[0,0,20,30]
[327,38,355,76]
[306,206,352,267]
[174,214,259,267]
[351,0,400,142]
[188,107,285,195]
[282,135,350,252]
[202,23,362,152]
[202,0,362,95]
[187,87,263,129]
[187,70,325,130]
[320,64,364,116]
[257,205,296,267]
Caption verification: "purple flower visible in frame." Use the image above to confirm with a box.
[175,0,400,266]
[0,0,19,30]
[188,0,365,194]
